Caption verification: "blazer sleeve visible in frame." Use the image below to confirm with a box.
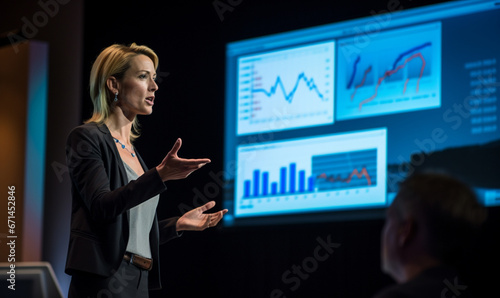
[158,217,183,245]
[66,125,167,221]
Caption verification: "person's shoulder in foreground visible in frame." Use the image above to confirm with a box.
[373,265,471,298]
[373,171,487,298]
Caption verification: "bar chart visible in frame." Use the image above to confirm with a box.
[235,128,387,217]
[243,163,316,198]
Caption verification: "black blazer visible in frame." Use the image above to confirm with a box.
[65,122,179,290]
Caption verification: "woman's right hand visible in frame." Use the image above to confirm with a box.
[156,138,211,182]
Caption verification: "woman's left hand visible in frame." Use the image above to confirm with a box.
[176,201,228,231]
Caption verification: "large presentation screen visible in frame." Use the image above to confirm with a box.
[223,0,500,227]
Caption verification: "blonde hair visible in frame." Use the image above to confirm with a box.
[85,43,159,142]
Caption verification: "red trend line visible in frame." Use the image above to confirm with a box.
[358,52,426,111]
[403,78,410,94]
[317,166,372,186]
[351,66,372,101]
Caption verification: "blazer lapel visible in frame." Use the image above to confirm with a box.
[97,123,129,186]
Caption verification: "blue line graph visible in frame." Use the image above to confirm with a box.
[252,72,326,103]
[237,41,335,136]
[346,42,432,91]
[392,42,431,70]
[347,56,361,89]
[337,22,441,121]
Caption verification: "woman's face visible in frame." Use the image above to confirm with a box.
[117,54,158,117]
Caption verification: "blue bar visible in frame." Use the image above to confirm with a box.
[262,172,269,196]
[308,176,315,192]
[290,163,296,193]
[280,167,287,194]
[253,170,260,197]
[299,170,305,192]
[244,180,251,197]
[271,182,278,195]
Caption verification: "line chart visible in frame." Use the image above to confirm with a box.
[336,22,442,120]
[350,65,372,101]
[237,41,335,135]
[357,52,426,110]
[347,55,361,89]
[316,167,373,186]
[252,72,326,103]
[392,42,431,70]
[312,149,377,190]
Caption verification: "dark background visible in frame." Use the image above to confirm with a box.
[80,1,499,297]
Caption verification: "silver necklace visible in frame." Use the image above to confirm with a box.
[113,137,136,157]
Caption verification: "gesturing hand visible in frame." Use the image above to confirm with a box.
[176,201,229,231]
[156,138,211,182]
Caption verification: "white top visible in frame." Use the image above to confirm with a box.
[122,161,159,259]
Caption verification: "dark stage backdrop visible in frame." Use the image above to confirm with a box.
[82,1,499,297]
